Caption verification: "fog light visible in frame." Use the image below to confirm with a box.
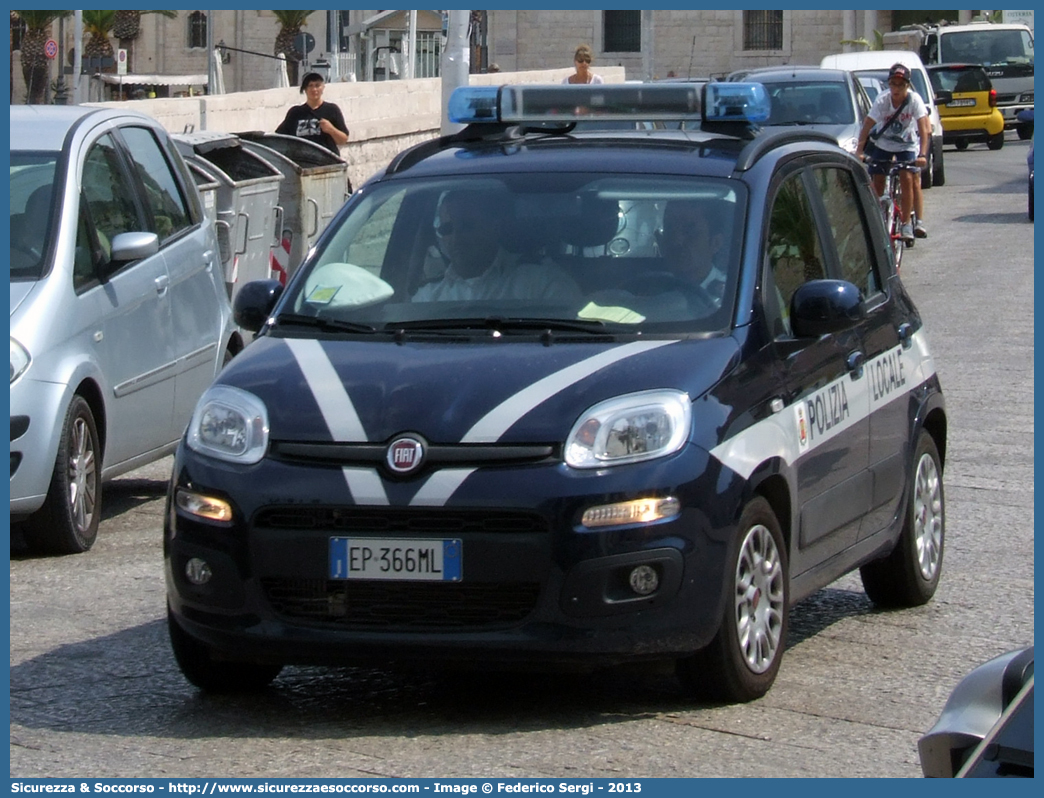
[628,565,659,596]
[581,496,680,528]
[175,487,233,522]
[185,557,213,585]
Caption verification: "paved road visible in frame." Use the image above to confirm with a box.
[9,135,1034,779]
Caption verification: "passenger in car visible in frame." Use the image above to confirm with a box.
[412,189,581,303]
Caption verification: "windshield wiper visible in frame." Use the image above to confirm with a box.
[389,316,610,335]
[273,313,377,334]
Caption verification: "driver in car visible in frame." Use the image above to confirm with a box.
[412,189,581,303]
[655,198,731,307]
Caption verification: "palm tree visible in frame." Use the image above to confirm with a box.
[112,10,177,72]
[82,10,117,65]
[273,10,315,86]
[13,10,70,104]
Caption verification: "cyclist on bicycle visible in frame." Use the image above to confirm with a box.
[855,63,931,244]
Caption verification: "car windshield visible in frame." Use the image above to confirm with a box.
[761,81,854,125]
[941,28,1034,66]
[282,172,745,335]
[10,152,58,281]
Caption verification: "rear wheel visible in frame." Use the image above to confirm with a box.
[932,147,946,186]
[987,131,1005,151]
[24,395,101,555]
[954,140,969,151]
[860,431,944,607]
[677,497,788,702]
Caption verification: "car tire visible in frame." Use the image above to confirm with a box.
[23,395,101,555]
[1030,182,1034,222]
[920,149,934,189]
[677,497,788,702]
[932,146,946,187]
[860,431,944,608]
[987,131,1005,151]
[168,605,283,692]
[1017,123,1033,140]
[954,140,969,151]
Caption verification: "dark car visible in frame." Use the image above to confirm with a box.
[725,66,873,157]
[165,83,947,703]
[919,647,1033,777]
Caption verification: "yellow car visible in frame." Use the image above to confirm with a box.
[928,64,1006,151]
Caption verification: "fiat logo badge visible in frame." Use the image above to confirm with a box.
[386,435,425,474]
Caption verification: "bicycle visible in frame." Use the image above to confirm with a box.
[865,159,920,271]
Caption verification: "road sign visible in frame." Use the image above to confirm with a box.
[44,39,58,59]
[117,48,127,75]
[294,32,316,55]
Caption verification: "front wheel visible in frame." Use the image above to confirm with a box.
[168,606,283,692]
[23,395,101,555]
[955,140,970,151]
[860,431,944,607]
[987,131,1005,151]
[677,497,788,702]
[1017,123,1033,140]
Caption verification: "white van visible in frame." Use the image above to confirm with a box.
[821,50,946,188]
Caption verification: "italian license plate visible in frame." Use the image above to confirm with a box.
[329,537,462,581]
[949,98,976,107]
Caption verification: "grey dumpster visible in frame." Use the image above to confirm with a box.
[236,131,350,282]
[171,132,283,301]
[185,160,220,226]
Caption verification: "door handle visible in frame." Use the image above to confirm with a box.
[846,350,865,379]
[154,274,169,295]
[307,197,320,238]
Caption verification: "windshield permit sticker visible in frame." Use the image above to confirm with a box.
[305,284,341,305]
[578,301,645,324]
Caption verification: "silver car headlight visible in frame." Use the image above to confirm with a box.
[186,384,269,465]
[10,337,30,384]
[839,136,859,154]
[565,389,691,469]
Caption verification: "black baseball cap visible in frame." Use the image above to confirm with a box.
[888,63,912,83]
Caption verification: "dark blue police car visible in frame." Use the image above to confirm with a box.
[165,83,947,702]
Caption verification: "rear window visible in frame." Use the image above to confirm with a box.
[929,66,992,94]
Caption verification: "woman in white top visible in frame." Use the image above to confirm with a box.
[563,44,604,85]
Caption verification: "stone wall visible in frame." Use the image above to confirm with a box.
[83,67,626,190]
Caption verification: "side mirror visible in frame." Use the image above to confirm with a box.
[934,90,953,106]
[109,231,159,263]
[790,279,864,338]
[233,279,284,332]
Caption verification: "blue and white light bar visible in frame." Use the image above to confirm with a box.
[448,83,770,127]
[702,82,770,124]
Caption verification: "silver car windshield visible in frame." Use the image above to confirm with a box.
[284,173,745,334]
[10,153,58,282]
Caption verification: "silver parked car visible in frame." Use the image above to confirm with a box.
[10,106,243,554]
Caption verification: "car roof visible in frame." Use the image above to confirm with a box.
[735,67,851,83]
[821,50,928,72]
[9,105,157,152]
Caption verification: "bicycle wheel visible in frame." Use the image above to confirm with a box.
[888,179,904,270]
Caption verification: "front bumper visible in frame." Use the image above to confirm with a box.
[1000,102,1034,129]
[10,378,70,517]
[165,441,744,666]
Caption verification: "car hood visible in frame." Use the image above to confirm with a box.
[218,335,741,445]
[761,122,856,144]
[10,281,36,318]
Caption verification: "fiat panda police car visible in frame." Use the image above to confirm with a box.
[165,83,947,702]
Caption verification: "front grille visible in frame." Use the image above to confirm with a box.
[261,578,541,628]
[254,506,550,534]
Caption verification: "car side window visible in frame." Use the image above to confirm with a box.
[763,172,827,338]
[79,133,141,264]
[117,126,192,243]
[812,166,880,296]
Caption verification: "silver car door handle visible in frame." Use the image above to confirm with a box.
[155,274,169,295]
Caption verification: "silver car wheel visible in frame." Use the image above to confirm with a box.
[913,451,943,581]
[68,415,98,535]
[734,523,785,675]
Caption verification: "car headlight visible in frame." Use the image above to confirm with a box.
[10,337,30,384]
[839,136,859,154]
[186,384,269,464]
[565,389,691,469]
